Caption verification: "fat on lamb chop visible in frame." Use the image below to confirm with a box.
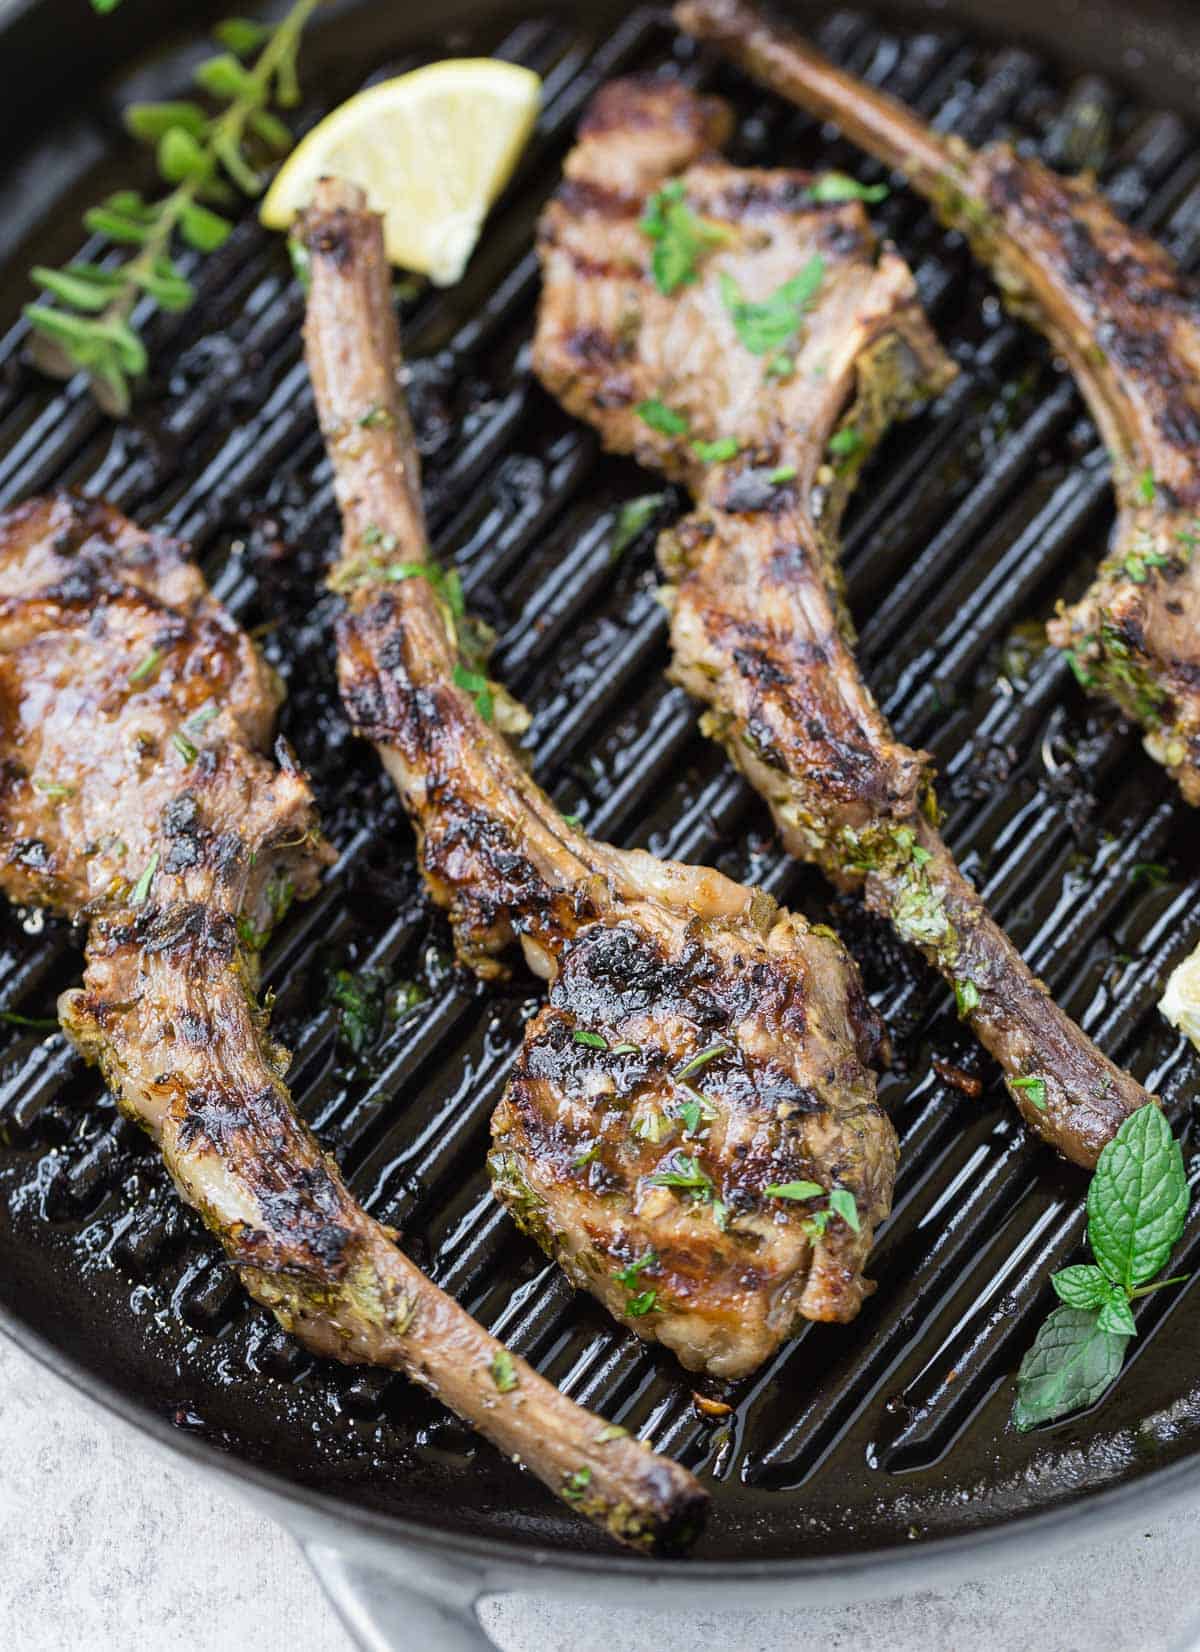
[0,491,707,1554]
[300,177,897,1382]
[676,0,1200,807]
[532,76,1157,1168]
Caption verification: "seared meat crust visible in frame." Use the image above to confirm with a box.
[0,493,705,1556]
[677,0,1200,805]
[301,179,898,1380]
[533,74,1155,1166]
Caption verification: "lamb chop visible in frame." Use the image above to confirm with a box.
[300,177,897,1382]
[532,76,1157,1168]
[676,0,1200,808]
[0,491,706,1554]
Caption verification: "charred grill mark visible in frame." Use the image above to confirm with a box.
[557,176,640,219]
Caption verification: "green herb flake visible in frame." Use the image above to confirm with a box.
[639,178,728,295]
[636,398,690,437]
[675,1042,730,1082]
[1130,861,1168,888]
[130,850,159,906]
[719,258,825,356]
[828,1188,861,1233]
[954,977,981,1018]
[186,703,220,735]
[573,1029,609,1050]
[1011,1074,1048,1111]
[0,1010,60,1031]
[806,172,888,204]
[452,662,494,724]
[768,464,797,484]
[763,1180,824,1200]
[609,1041,640,1056]
[691,437,740,463]
[626,1289,658,1317]
[357,404,394,429]
[488,1348,519,1394]
[128,647,164,686]
[610,492,667,560]
[647,1152,714,1197]
[678,1099,703,1136]
[327,968,385,1056]
[171,731,198,764]
[828,426,863,458]
[32,779,74,799]
[1137,468,1157,505]
[561,1466,592,1503]
[612,1251,657,1290]
[595,1423,628,1443]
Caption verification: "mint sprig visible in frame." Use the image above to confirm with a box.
[27,1,320,414]
[1013,1106,1190,1430]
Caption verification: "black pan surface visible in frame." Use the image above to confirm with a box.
[1,0,1199,1566]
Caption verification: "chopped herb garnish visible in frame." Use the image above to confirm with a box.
[648,1152,714,1197]
[561,1466,592,1503]
[639,177,727,295]
[828,1188,861,1233]
[357,404,394,429]
[609,1041,640,1055]
[806,172,889,204]
[691,437,739,463]
[561,812,582,828]
[171,731,198,764]
[719,257,825,357]
[636,398,690,437]
[911,844,932,867]
[828,426,863,458]
[327,967,385,1056]
[488,1348,519,1393]
[763,1179,824,1200]
[626,1289,658,1316]
[675,1042,730,1081]
[955,977,981,1017]
[678,1099,703,1136]
[1011,1074,1048,1111]
[595,1422,628,1443]
[129,647,164,685]
[130,849,159,905]
[452,662,493,723]
[185,702,219,735]
[573,1028,609,1050]
[1130,862,1168,888]
[32,779,74,799]
[1137,468,1157,505]
[768,464,797,484]
[765,352,794,380]
[612,1251,657,1289]
[610,492,667,560]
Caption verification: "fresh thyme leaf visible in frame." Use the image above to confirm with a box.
[1012,1305,1129,1431]
[692,437,739,463]
[639,178,727,295]
[488,1348,519,1393]
[828,1188,861,1233]
[573,1029,608,1050]
[719,257,825,356]
[0,1010,60,1031]
[1011,1074,1048,1111]
[130,850,159,906]
[26,0,319,414]
[1087,1103,1188,1289]
[806,172,889,204]
[636,398,690,436]
[610,492,667,560]
[171,731,199,764]
[763,1180,824,1201]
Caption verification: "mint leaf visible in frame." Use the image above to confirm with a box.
[1051,1264,1110,1310]
[1087,1105,1188,1289]
[610,492,667,560]
[763,1180,824,1201]
[828,1187,861,1233]
[1097,1293,1137,1337]
[1012,1305,1129,1431]
[636,399,689,436]
[639,179,727,295]
[719,258,825,356]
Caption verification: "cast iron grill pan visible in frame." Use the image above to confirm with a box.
[0,0,1198,1561]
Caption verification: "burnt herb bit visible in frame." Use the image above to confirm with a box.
[639,177,728,295]
[488,1348,519,1394]
[636,398,690,437]
[25,0,320,415]
[327,967,386,1056]
[610,492,668,560]
[1013,1105,1190,1430]
[806,172,888,204]
[719,257,825,358]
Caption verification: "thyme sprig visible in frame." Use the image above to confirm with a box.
[27,2,321,414]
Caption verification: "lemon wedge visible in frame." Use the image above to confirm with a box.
[261,59,541,285]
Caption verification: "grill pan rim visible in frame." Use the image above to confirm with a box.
[9,1294,1200,1589]
[4,0,1200,1596]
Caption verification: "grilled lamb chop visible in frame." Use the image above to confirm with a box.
[676,0,1200,807]
[301,177,897,1381]
[532,76,1157,1167]
[0,491,705,1554]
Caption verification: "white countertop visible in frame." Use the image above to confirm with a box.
[1,1335,1196,1652]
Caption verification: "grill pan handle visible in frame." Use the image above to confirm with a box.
[303,1541,501,1651]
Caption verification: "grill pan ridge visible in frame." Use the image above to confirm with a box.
[1,0,1200,1574]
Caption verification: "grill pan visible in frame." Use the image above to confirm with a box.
[3,0,1200,1644]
